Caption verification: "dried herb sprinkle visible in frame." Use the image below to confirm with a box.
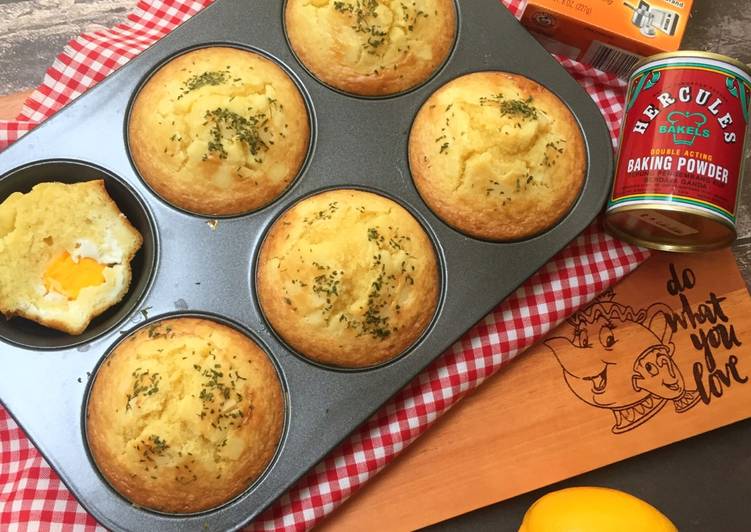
[179,70,230,99]
[480,93,539,120]
[202,107,269,161]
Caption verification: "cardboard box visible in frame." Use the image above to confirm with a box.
[520,0,693,78]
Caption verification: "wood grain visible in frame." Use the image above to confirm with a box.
[320,249,751,531]
[0,91,33,121]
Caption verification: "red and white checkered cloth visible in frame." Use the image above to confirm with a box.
[0,1,650,530]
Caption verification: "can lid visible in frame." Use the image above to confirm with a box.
[630,50,751,80]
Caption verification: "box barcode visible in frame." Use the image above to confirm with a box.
[582,41,642,79]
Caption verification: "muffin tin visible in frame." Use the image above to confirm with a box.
[0,1,613,530]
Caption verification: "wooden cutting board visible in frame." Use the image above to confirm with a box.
[320,249,751,531]
[3,93,750,531]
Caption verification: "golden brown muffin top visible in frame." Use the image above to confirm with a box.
[409,72,587,240]
[128,46,309,216]
[256,189,439,367]
[285,0,456,96]
[86,317,284,513]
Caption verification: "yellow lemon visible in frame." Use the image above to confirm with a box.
[519,487,678,532]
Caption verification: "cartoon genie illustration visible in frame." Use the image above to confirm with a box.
[545,290,700,433]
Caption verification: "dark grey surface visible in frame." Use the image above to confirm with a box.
[424,418,751,532]
[0,1,614,530]
[0,0,132,93]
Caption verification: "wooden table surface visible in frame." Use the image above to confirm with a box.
[1,1,750,530]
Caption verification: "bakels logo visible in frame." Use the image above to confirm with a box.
[627,76,745,145]
[658,111,711,146]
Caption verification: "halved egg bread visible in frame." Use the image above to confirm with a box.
[0,180,143,335]
[128,46,310,216]
[285,0,457,96]
[256,189,440,368]
[409,71,586,240]
[86,317,285,513]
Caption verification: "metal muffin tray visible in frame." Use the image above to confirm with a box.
[0,0,613,530]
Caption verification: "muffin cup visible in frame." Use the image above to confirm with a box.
[407,71,588,242]
[283,0,460,99]
[125,42,316,219]
[253,185,445,371]
[0,160,158,350]
[82,311,289,515]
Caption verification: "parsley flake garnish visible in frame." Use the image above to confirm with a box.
[178,70,230,99]
[480,94,539,120]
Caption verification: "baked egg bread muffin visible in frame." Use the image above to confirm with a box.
[128,46,309,216]
[409,71,586,240]
[285,0,456,96]
[256,189,439,368]
[86,317,284,514]
[0,180,142,335]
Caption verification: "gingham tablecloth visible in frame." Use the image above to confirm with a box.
[0,1,650,530]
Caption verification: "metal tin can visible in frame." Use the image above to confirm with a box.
[605,51,751,252]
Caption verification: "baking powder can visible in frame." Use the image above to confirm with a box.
[605,51,751,252]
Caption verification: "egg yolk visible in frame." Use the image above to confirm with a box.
[43,251,106,299]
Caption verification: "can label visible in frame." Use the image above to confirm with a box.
[608,56,751,227]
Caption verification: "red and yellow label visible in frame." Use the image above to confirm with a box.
[608,56,751,227]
